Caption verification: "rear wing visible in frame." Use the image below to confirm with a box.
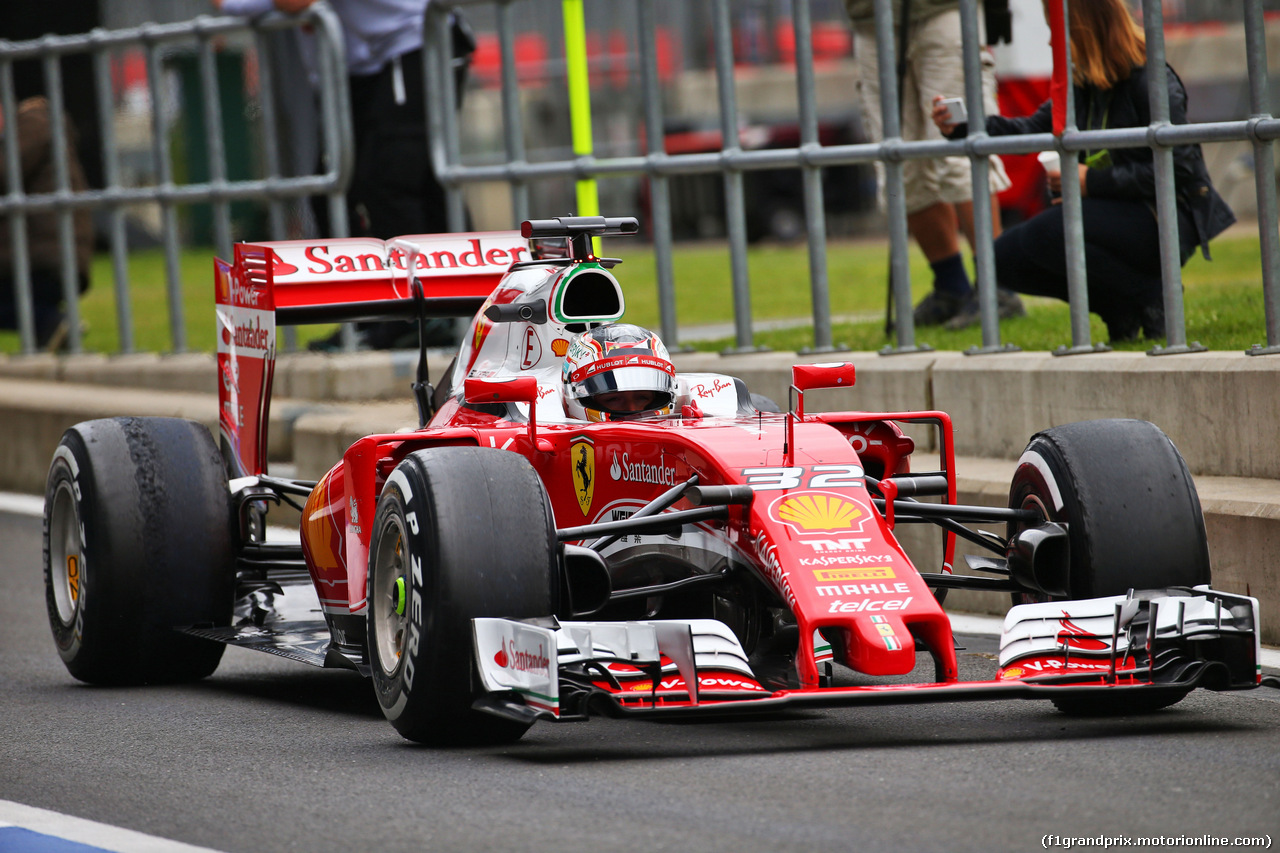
[214,230,529,478]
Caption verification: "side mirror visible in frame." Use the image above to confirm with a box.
[790,362,856,419]
[786,363,857,463]
[463,376,550,451]
[791,362,857,393]
[464,375,539,405]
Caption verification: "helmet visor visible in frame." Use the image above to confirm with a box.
[567,356,676,414]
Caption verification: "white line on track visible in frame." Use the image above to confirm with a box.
[0,800,226,853]
[1,490,1275,671]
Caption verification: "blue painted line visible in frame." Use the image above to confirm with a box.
[0,826,113,852]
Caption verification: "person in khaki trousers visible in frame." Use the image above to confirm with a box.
[845,0,1024,328]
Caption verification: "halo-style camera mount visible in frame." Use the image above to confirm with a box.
[521,215,639,262]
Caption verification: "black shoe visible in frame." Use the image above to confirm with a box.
[1105,300,1164,344]
[1141,303,1165,339]
[912,290,967,327]
[1104,311,1141,343]
[942,289,1026,330]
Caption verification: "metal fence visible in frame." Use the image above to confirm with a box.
[0,5,352,354]
[3,0,1278,357]
[422,0,1280,357]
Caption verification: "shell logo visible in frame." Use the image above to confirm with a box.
[769,491,873,534]
[1000,667,1024,681]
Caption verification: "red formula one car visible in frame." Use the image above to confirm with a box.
[42,215,1262,744]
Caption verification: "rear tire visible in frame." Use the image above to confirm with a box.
[367,446,557,745]
[1007,419,1209,716]
[43,417,235,685]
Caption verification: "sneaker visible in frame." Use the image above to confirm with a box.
[999,288,1026,320]
[912,290,967,327]
[942,289,1026,330]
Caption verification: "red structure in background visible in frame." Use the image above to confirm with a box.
[995,76,1052,225]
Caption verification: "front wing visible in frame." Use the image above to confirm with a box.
[471,586,1261,723]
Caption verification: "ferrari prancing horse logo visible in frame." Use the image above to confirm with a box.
[571,436,595,516]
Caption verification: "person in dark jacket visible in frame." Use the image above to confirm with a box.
[0,96,94,349]
[933,0,1234,340]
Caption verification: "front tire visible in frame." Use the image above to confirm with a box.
[1007,419,1209,715]
[367,447,557,745]
[44,417,235,685]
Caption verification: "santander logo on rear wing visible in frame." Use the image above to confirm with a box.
[214,230,529,478]
[256,230,530,319]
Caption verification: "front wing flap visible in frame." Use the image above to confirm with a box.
[472,586,1260,722]
[997,585,1261,688]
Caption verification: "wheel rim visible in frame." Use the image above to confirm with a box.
[371,514,410,678]
[48,480,83,625]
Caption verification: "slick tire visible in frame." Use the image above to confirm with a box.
[1007,419,1209,716]
[367,446,557,745]
[44,417,235,685]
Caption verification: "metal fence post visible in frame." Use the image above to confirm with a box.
[309,4,357,351]
[0,60,35,353]
[144,28,187,353]
[1142,0,1203,355]
[792,0,841,354]
[196,19,233,263]
[711,0,762,354]
[43,50,85,353]
[92,34,134,354]
[497,0,529,225]
[873,0,924,355]
[252,25,295,352]
[437,10,467,232]
[1052,0,1102,356]
[1244,0,1280,355]
[958,0,1013,355]
[637,0,679,350]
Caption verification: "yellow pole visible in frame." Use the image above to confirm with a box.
[562,0,601,253]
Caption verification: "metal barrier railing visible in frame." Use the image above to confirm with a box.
[422,0,1280,357]
[0,6,352,355]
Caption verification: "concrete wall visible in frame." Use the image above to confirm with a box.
[3,347,1278,642]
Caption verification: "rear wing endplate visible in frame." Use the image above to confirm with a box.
[214,231,528,477]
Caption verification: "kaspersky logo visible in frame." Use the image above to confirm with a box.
[769,491,873,534]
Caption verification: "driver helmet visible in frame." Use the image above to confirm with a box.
[561,323,676,421]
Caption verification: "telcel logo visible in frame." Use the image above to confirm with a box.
[826,597,913,613]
